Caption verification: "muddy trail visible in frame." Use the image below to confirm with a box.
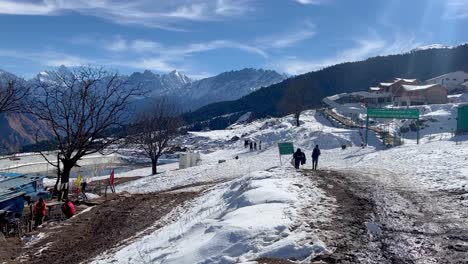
[1,190,201,264]
[304,169,468,264]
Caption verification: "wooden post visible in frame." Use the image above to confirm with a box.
[104,185,108,201]
[365,115,369,145]
[416,118,420,145]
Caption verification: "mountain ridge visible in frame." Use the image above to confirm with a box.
[0,67,286,153]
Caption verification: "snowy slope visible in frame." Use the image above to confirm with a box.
[93,169,331,263]
[28,106,468,263]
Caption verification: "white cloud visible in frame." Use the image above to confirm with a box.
[110,58,177,72]
[97,36,268,58]
[0,0,55,15]
[131,40,163,53]
[0,47,179,73]
[0,49,93,67]
[276,33,421,75]
[257,21,315,49]
[0,0,253,30]
[215,0,253,15]
[180,40,268,58]
[106,36,128,52]
[293,0,327,5]
[443,0,468,19]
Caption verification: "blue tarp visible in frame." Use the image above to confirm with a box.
[0,174,46,216]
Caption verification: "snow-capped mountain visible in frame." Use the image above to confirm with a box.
[411,44,453,52]
[180,68,286,110]
[126,67,286,110]
[26,65,285,109]
[0,66,286,153]
[127,69,192,97]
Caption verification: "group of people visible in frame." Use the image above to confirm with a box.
[292,145,321,170]
[244,139,261,151]
[33,197,76,228]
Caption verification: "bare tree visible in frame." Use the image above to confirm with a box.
[128,98,182,175]
[29,66,142,199]
[280,82,308,127]
[0,74,30,114]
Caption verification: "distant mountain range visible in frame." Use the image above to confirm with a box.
[0,67,286,153]
[127,68,286,110]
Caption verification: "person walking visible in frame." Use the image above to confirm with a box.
[33,197,47,227]
[254,142,257,151]
[292,148,306,169]
[81,176,89,200]
[244,139,249,148]
[249,142,253,151]
[259,141,262,150]
[312,145,321,170]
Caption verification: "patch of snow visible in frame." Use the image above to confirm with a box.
[92,169,332,263]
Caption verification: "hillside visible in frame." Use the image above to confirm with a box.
[184,44,468,130]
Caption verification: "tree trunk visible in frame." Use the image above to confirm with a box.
[53,154,61,195]
[59,161,73,200]
[151,158,158,175]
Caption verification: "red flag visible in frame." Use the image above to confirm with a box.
[109,169,115,186]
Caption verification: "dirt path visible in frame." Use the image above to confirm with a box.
[304,169,468,264]
[0,188,204,264]
[18,191,199,264]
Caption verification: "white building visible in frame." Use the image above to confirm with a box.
[425,71,468,91]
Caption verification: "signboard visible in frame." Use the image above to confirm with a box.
[278,142,294,155]
[365,108,420,145]
[458,104,468,133]
[367,108,419,119]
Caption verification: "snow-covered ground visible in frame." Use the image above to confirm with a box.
[74,107,468,263]
[93,169,332,263]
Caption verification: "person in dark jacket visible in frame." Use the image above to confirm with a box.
[254,142,257,150]
[292,148,305,169]
[312,145,321,170]
[249,142,253,151]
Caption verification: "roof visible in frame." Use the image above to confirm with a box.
[379,82,394,87]
[395,78,418,83]
[369,87,381,91]
[400,84,441,91]
[0,190,26,203]
[0,172,22,182]
[426,71,468,82]
[0,174,44,192]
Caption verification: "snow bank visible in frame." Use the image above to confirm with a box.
[92,169,332,264]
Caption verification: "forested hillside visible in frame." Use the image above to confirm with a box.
[184,44,468,130]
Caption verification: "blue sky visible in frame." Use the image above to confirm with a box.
[0,0,468,79]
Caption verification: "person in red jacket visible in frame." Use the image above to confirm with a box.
[33,197,47,227]
[61,199,76,219]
